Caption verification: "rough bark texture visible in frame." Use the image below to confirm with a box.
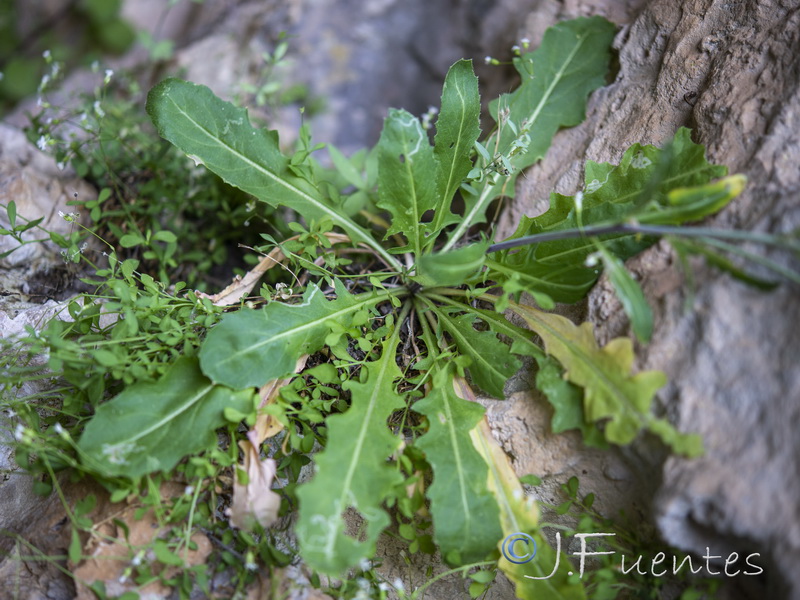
[493,1,800,599]
[2,0,798,598]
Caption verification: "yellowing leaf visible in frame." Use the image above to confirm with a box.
[253,356,308,444]
[197,232,350,307]
[453,377,584,600]
[510,303,702,455]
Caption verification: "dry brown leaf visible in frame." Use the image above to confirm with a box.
[254,354,309,444]
[229,430,282,531]
[196,232,351,306]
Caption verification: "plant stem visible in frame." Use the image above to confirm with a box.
[441,183,498,253]
[408,561,497,599]
[486,223,800,253]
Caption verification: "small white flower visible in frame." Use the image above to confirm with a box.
[421,105,439,130]
[359,558,371,571]
[43,50,51,60]
[520,37,531,47]
[184,485,195,496]
[6,409,16,418]
[393,578,405,592]
[14,423,27,442]
[484,55,493,64]
[584,252,600,268]
[275,282,292,300]
[511,44,520,54]
[104,69,114,85]
[54,423,64,434]
[36,135,47,151]
[93,100,105,118]
[378,582,390,592]
[56,162,65,171]
[131,552,144,567]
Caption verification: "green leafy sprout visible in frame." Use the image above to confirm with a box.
[3,14,799,599]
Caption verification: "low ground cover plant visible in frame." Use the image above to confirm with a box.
[3,14,797,599]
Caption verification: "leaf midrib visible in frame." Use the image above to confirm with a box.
[165,96,401,270]
[109,383,215,447]
[433,74,472,232]
[213,290,382,369]
[438,311,508,391]
[323,346,400,557]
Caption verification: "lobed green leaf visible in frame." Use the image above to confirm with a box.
[509,302,702,454]
[296,334,406,574]
[435,309,521,398]
[413,366,503,563]
[430,59,481,237]
[488,128,732,303]
[376,108,438,254]
[449,16,616,246]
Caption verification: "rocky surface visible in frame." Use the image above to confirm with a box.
[491,1,800,599]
